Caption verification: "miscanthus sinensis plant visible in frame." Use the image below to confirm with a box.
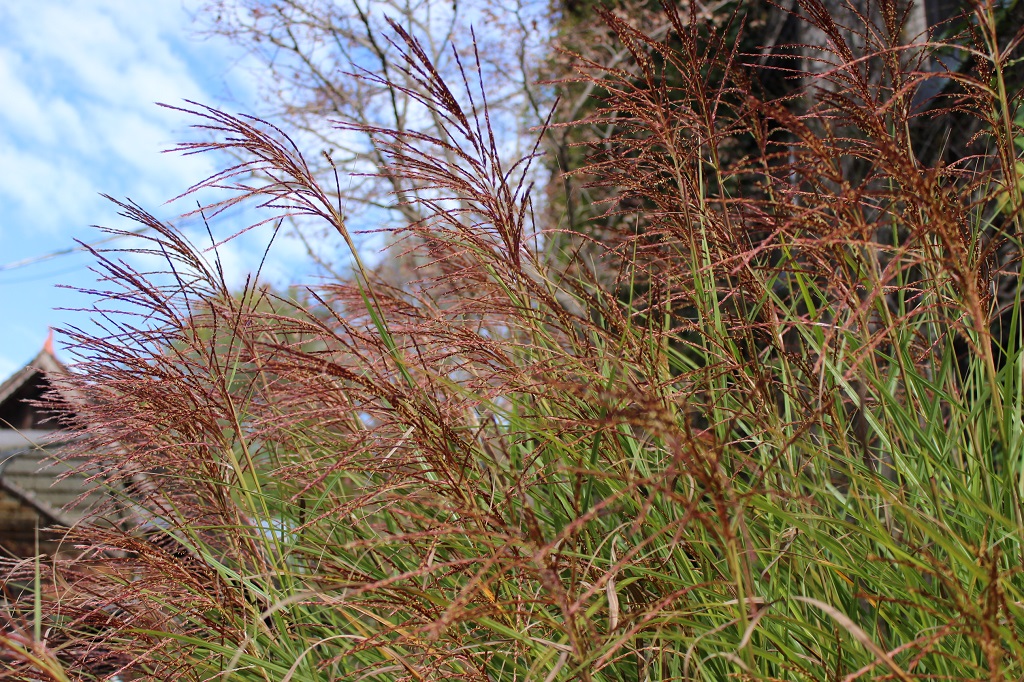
[9,1,1024,679]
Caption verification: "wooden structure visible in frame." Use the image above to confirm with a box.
[0,344,101,557]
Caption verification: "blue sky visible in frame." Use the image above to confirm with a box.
[0,0,553,381]
[0,1,291,377]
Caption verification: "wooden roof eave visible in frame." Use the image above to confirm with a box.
[0,349,88,431]
[0,474,77,529]
[0,350,66,404]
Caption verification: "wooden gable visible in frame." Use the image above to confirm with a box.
[0,348,65,431]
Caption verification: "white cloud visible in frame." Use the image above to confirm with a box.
[0,0,273,370]
[0,0,393,377]
[0,3,225,233]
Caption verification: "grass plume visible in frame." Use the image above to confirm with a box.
[7,1,1024,679]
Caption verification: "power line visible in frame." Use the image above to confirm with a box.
[0,264,90,286]
[0,226,151,274]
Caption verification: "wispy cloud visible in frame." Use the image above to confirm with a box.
[0,2,235,231]
[0,1,272,371]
